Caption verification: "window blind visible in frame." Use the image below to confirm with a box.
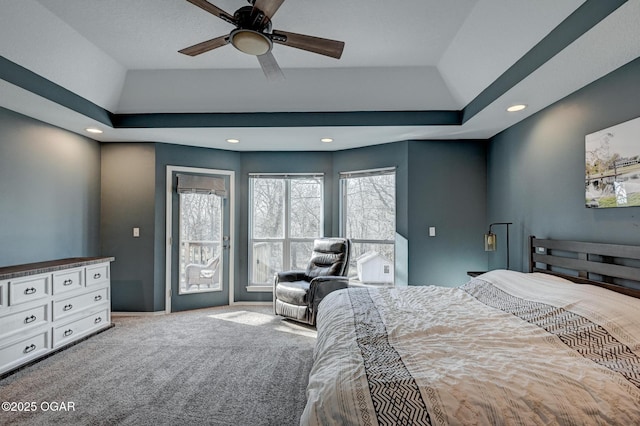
[248,173,324,179]
[177,174,227,197]
[339,167,396,179]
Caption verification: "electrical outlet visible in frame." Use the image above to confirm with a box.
[133,227,140,237]
[429,226,436,237]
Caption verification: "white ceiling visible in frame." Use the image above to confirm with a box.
[0,0,639,151]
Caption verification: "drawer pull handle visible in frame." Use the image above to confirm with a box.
[64,329,73,337]
[93,273,101,280]
[63,304,73,311]
[94,317,102,324]
[24,315,37,324]
[24,287,37,295]
[24,344,37,354]
[94,295,103,302]
[63,279,73,286]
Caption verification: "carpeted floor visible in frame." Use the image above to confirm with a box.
[0,305,317,426]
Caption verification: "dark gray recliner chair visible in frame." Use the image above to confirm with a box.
[273,237,351,326]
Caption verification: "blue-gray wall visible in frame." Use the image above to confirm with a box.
[487,56,640,271]
[408,140,488,286]
[0,107,101,267]
[101,143,156,311]
[98,139,485,310]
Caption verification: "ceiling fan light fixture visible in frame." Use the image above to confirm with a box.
[230,29,271,56]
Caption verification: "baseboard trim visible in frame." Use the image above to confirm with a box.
[111,311,166,317]
[112,303,271,316]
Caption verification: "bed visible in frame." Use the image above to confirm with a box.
[301,237,640,425]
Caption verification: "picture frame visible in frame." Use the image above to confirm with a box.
[585,116,640,208]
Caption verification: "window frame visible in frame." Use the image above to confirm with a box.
[340,167,396,283]
[248,173,324,291]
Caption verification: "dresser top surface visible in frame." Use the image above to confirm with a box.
[0,257,115,280]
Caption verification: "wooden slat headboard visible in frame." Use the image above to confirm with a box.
[529,236,640,298]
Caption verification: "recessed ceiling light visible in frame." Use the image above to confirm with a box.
[320,138,333,143]
[226,138,240,144]
[506,104,527,112]
[85,127,103,134]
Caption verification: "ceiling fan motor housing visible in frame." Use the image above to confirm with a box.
[234,6,271,32]
[230,5,273,55]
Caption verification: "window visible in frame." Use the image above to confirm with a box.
[249,174,323,288]
[177,173,226,294]
[340,168,396,283]
[179,191,223,293]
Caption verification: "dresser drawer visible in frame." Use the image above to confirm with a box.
[86,263,109,287]
[53,308,109,348]
[9,275,50,306]
[53,268,83,295]
[0,303,49,340]
[0,330,50,374]
[53,287,108,321]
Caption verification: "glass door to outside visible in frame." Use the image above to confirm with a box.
[168,169,232,312]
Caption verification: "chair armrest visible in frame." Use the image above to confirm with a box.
[308,276,350,325]
[273,270,307,315]
[274,270,306,283]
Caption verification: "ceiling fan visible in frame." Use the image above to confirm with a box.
[179,0,345,80]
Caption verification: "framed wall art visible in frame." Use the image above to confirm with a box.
[585,116,640,208]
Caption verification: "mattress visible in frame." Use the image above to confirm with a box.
[301,270,640,425]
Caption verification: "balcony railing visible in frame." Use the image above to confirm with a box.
[180,240,220,278]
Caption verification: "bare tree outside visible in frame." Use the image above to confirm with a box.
[252,179,285,239]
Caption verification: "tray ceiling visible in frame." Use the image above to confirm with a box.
[0,0,639,151]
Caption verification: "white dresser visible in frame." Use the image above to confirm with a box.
[0,257,114,377]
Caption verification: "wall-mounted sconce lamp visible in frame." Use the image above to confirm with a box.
[484,222,513,269]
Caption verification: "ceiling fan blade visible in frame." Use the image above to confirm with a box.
[253,0,285,20]
[179,35,230,56]
[185,0,235,24]
[257,51,285,81]
[271,30,344,59]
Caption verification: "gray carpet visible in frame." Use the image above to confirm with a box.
[0,305,317,426]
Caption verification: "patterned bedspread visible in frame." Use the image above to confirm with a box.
[301,270,640,425]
